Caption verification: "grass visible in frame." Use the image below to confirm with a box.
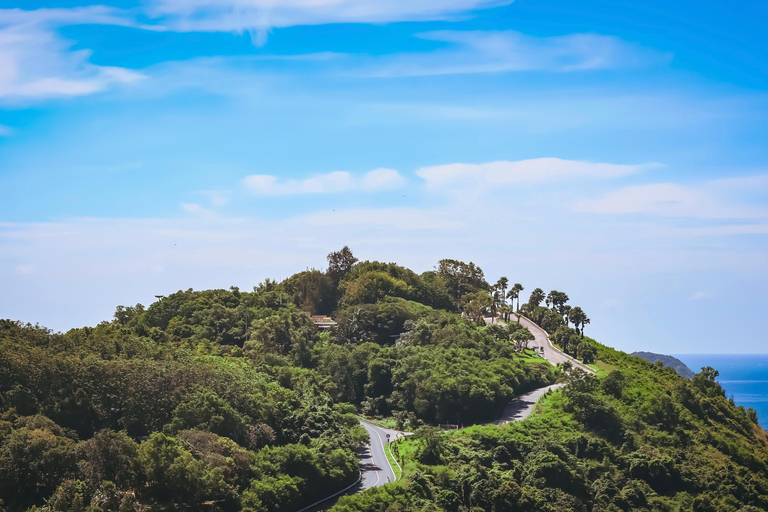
[395,436,420,469]
[593,359,619,376]
[385,439,403,480]
[515,348,551,365]
[373,417,398,429]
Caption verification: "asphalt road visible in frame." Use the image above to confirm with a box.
[487,314,595,373]
[358,420,401,489]
[490,383,564,424]
[300,421,404,511]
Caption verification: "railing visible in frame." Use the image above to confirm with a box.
[294,471,362,512]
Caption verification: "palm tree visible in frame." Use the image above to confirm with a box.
[506,289,518,313]
[496,277,509,306]
[511,283,524,312]
[569,307,590,337]
[528,288,545,309]
[547,290,570,314]
[490,289,502,323]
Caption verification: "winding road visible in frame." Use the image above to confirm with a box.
[308,314,592,510]
[488,314,595,374]
[301,420,405,511]
[490,383,564,424]
[357,420,403,489]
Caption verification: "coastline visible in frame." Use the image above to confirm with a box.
[674,354,768,429]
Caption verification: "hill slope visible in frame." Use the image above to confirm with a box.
[0,250,765,512]
[632,351,696,379]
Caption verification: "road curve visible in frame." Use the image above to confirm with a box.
[490,383,564,425]
[487,314,595,374]
[300,421,404,511]
[358,420,403,489]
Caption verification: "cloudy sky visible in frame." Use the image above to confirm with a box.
[1,0,767,353]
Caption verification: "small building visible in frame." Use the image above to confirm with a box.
[310,315,337,331]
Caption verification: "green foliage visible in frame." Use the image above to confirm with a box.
[166,389,246,441]
[3,256,766,512]
[79,429,140,488]
[333,339,768,512]
[435,259,488,303]
[281,269,335,315]
[339,261,455,311]
[0,317,361,512]
[315,314,556,423]
[0,415,79,510]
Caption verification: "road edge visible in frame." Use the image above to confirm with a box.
[294,471,362,512]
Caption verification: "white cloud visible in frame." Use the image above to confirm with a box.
[574,181,768,219]
[243,168,405,196]
[0,8,144,101]
[243,171,353,195]
[147,0,511,36]
[365,30,670,77]
[196,189,230,207]
[417,158,657,188]
[690,291,714,301]
[665,223,768,237]
[361,168,406,190]
[300,206,459,230]
[181,203,215,216]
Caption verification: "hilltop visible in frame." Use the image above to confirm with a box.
[632,351,696,379]
[0,248,766,512]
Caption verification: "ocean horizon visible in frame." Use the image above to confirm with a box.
[674,354,768,429]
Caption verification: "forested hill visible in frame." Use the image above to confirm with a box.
[632,351,695,379]
[1,247,766,512]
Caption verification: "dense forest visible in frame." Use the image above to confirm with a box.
[1,247,766,512]
[0,249,554,512]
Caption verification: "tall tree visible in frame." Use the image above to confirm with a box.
[327,246,358,284]
[436,259,489,302]
[509,283,524,312]
[569,307,590,337]
[490,289,502,323]
[528,288,545,310]
[546,290,570,315]
[460,290,492,324]
[496,277,509,306]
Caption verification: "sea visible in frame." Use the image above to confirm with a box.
[675,354,768,429]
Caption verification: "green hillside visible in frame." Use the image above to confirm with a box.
[1,248,765,512]
[334,342,768,511]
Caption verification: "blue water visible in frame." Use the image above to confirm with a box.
[675,354,768,429]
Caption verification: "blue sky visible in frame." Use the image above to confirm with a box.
[1,0,768,353]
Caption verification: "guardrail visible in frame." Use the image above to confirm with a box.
[294,471,362,512]
[387,437,402,479]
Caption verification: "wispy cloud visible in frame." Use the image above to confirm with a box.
[146,0,511,41]
[574,178,768,219]
[180,203,216,216]
[690,290,714,301]
[242,168,405,196]
[361,168,407,190]
[0,7,145,101]
[664,223,768,237]
[417,158,659,188]
[196,189,230,207]
[364,30,671,77]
